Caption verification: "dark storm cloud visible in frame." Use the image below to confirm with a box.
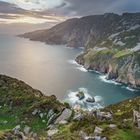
[1,0,140,19]
[51,0,140,16]
[0,1,27,14]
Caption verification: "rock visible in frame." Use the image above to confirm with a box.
[86,97,95,103]
[13,125,21,131]
[79,131,87,138]
[133,110,140,128]
[94,136,102,140]
[96,110,112,120]
[47,128,58,137]
[109,124,117,129]
[47,109,54,118]
[58,120,68,125]
[13,125,21,135]
[32,109,39,115]
[47,113,58,126]
[24,125,31,135]
[39,113,44,118]
[55,108,72,124]
[101,137,107,140]
[73,113,84,121]
[94,126,103,135]
[76,91,85,100]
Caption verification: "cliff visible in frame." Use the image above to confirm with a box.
[0,75,140,140]
[19,13,140,88]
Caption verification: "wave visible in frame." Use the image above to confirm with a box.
[64,88,104,111]
[121,86,137,92]
[76,67,88,72]
[99,75,121,85]
[68,60,88,72]
[100,75,138,92]
[68,60,79,65]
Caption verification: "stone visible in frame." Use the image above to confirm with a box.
[109,124,117,129]
[101,137,107,140]
[47,128,58,137]
[39,113,44,118]
[94,126,103,135]
[47,113,58,126]
[94,136,102,140]
[133,110,140,128]
[13,125,21,135]
[58,120,68,125]
[76,91,85,100]
[47,109,54,118]
[55,109,72,124]
[32,109,39,115]
[13,125,21,130]
[73,113,84,121]
[86,97,95,103]
[24,125,31,135]
[96,110,112,120]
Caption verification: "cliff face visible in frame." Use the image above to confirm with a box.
[76,19,140,88]
[20,13,140,88]
[20,13,140,48]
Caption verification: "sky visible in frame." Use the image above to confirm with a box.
[0,0,140,34]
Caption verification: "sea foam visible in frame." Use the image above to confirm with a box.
[64,88,104,111]
[68,60,88,72]
[99,75,121,85]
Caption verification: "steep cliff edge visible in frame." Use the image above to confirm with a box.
[76,22,140,88]
[0,75,140,140]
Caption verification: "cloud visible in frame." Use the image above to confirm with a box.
[1,0,68,11]
[0,1,68,24]
[0,0,140,26]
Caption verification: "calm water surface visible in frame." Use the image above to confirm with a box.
[0,35,140,108]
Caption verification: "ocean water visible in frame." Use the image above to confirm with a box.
[0,35,140,109]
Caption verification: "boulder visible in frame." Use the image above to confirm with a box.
[94,126,103,135]
[47,128,58,137]
[86,97,95,103]
[23,125,31,135]
[73,113,84,121]
[32,109,39,115]
[76,91,85,100]
[109,124,117,129]
[55,108,72,124]
[39,113,44,118]
[58,120,68,125]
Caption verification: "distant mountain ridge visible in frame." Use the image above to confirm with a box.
[20,12,140,88]
[19,12,140,48]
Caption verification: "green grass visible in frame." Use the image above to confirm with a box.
[110,129,140,140]
[113,49,132,58]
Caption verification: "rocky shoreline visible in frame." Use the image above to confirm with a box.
[20,13,140,90]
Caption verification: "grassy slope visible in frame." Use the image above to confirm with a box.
[0,75,66,138]
[0,75,140,139]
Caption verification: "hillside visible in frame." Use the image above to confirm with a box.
[19,13,140,48]
[0,75,140,140]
